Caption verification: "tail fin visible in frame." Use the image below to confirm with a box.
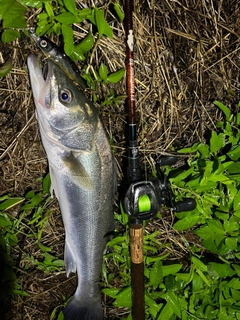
[63,296,103,320]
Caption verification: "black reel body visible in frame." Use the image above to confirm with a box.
[123,156,196,224]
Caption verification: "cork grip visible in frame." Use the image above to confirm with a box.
[130,225,143,264]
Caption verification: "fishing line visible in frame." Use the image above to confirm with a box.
[138,194,151,213]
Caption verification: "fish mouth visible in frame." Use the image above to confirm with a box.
[29,30,41,46]
[27,53,52,107]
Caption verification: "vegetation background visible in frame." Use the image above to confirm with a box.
[0,0,240,319]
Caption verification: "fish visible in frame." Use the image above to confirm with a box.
[29,29,87,90]
[27,53,115,320]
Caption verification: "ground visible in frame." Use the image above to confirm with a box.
[0,0,240,319]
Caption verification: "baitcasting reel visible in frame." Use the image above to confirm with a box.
[123,156,196,224]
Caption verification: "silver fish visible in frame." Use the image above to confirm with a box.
[27,53,115,320]
[29,30,87,90]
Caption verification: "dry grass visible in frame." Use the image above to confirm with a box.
[0,0,240,319]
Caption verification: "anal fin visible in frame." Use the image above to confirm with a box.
[64,240,76,277]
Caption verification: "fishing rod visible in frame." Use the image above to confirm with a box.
[124,1,144,319]
[122,1,196,319]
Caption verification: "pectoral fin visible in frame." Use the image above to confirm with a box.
[62,152,93,190]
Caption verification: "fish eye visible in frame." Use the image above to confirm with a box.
[40,39,48,48]
[60,89,72,103]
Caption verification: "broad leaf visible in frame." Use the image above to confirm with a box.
[0,0,27,28]
[75,31,94,53]
[55,12,76,24]
[208,262,236,278]
[94,7,113,38]
[99,63,108,81]
[225,237,238,250]
[2,30,20,43]
[63,0,76,15]
[107,69,125,83]
[0,197,23,211]
[158,302,174,320]
[0,60,13,77]
[62,24,74,57]
[210,131,225,155]
[162,264,182,277]
[227,145,240,161]
[173,214,200,231]
[161,292,181,318]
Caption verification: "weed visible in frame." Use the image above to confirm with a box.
[103,101,240,319]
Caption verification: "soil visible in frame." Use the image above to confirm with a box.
[0,0,239,319]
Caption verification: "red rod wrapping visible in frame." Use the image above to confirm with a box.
[125,0,136,125]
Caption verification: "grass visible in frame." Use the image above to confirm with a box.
[0,0,240,319]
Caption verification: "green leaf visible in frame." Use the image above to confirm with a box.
[192,256,208,271]
[6,232,18,246]
[171,166,195,183]
[227,145,240,161]
[63,0,76,15]
[197,143,210,157]
[195,226,213,240]
[158,302,174,320]
[0,214,12,228]
[149,260,163,288]
[214,100,231,121]
[71,49,85,62]
[42,173,51,194]
[75,31,94,53]
[235,113,240,126]
[203,194,219,206]
[62,24,74,57]
[37,241,51,252]
[0,0,27,28]
[36,22,53,36]
[0,60,13,77]
[45,2,54,17]
[0,197,23,211]
[94,7,113,38]
[2,30,20,43]
[210,131,225,155]
[224,220,239,233]
[208,262,236,278]
[77,8,92,22]
[227,278,240,290]
[207,219,225,234]
[177,142,199,154]
[192,274,204,292]
[55,12,76,24]
[162,264,182,276]
[145,295,160,318]
[18,0,44,8]
[99,63,108,81]
[113,287,132,307]
[196,268,210,286]
[225,237,238,250]
[173,214,200,231]
[114,2,125,22]
[107,69,125,83]
[234,210,240,218]
[102,287,120,298]
[161,291,181,318]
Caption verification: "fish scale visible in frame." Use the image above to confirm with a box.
[27,53,115,320]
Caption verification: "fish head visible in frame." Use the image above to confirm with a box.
[27,54,97,151]
[30,31,57,57]
[29,30,87,90]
